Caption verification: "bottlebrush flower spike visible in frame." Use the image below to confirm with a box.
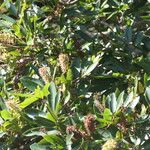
[6,99,20,111]
[83,114,96,136]
[0,32,16,45]
[66,125,87,139]
[102,139,117,150]
[6,99,21,118]
[38,66,51,83]
[58,53,69,74]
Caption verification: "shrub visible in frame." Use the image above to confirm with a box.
[0,0,150,149]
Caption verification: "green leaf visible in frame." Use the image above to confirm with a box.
[116,91,124,111]
[20,96,38,109]
[138,57,150,73]
[0,131,5,138]
[144,73,148,86]
[0,14,16,24]
[0,78,4,87]
[102,108,112,120]
[8,3,18,17]
[145,87,150,104]
[55,91,61,113]
[10,93,31,98]
[0,96,7,110]
[34,86,45,98]
[124,92,133,107]
[20,84,50,108]
[20,77,43,91]
[34,116,54,127]
[116,131,123,140]
[129,96,140,109]
[66,69,73,83]
[82,55,100,77]
[1,110,12,120]
[66,134,73,150]
[43,134,63,145]
[26,108,46,119]
[24,127,46,137]
[124,26,132,43]
[134,32,143,46]
[110,93,117,113]
[141,139,150,150]
[42,83,50,96]
[0,20,12,28]
[64,91,71,105]
[30,143,48,150]
[106,95,111,109]
[24,127,59,137]
[49,82,57,110]
[141,15,150,20]
[46,111,57,123]
[72,58,81,79]
[27,36,34,46]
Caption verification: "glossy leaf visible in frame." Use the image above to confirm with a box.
[110,93,117,113]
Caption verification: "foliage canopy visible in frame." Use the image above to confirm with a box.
[0,0,150,149]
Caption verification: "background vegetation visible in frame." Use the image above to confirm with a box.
[0,0,150,149]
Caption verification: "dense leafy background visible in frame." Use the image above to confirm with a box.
[0,0,150,149]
